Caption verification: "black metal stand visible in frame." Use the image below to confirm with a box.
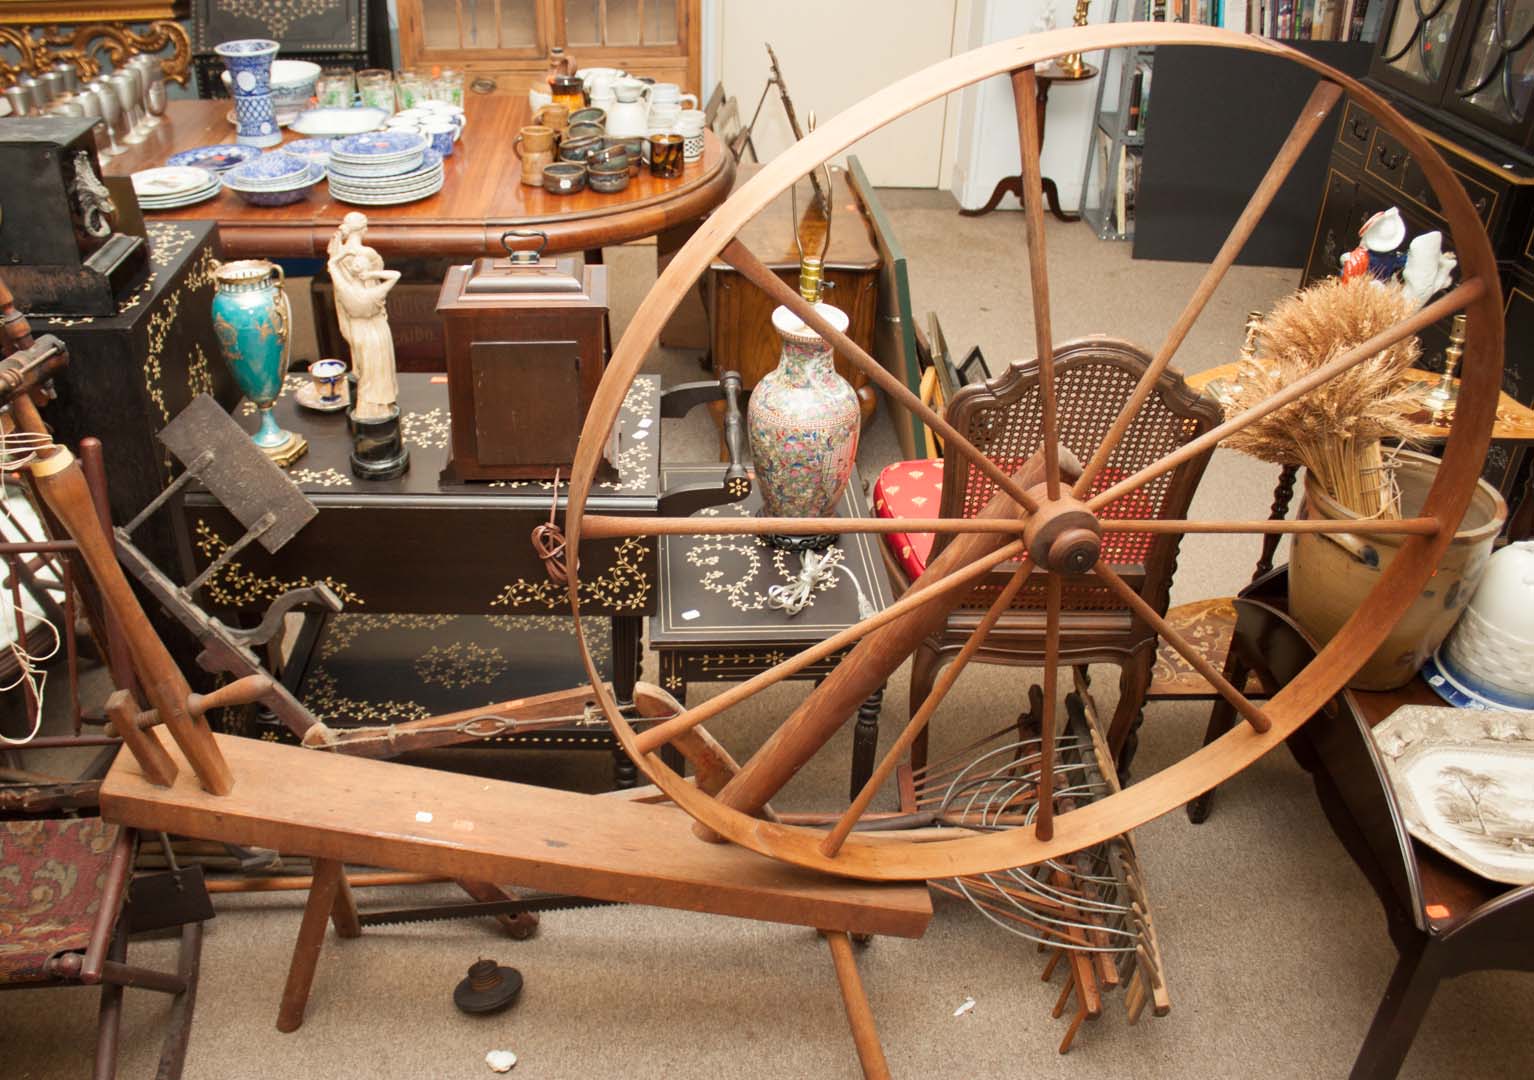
[348,405,409,480]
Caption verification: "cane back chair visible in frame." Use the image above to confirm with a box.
[874,338,1222,770]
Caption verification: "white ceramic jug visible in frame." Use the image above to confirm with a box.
[606,78,649,138]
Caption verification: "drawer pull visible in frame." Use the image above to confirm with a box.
[1376,145,1403,170]
[1351,117,1370,139]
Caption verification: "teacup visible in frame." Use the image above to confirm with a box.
[558,134,603,162]
[514,124,556,185]
[648,132,683,178]
[567,121,605,141]
[528,84,553,111]
[648,82,698,111]
[569,107,606,127]
[677,109,706,136]
[542,161,586,195]
[309,359,348,406]
[423,119,456,156]
[533,103,570,133]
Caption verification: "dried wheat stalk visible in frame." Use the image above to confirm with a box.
[1222,278,1422,519]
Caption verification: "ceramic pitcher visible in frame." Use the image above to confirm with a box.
[211,259,298,456]
[747,303,860,518]
[606,78,650,138]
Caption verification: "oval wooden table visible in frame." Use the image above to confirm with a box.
[104,96,736,258]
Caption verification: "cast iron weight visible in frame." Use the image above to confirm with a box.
[453,958,524,1015]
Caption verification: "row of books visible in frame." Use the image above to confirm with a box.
[1125,57,1154,136]
[1140,0,1226,21]
[1095,130,1144,236]
[1249,0,1388,40]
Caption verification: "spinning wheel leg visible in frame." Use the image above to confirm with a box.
[824,930,891,1080]
[277,858,347,1033]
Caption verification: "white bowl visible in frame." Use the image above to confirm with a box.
[222,59,322,107]
[528,85,553,111]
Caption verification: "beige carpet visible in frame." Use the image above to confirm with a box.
[4,196,1530,1080]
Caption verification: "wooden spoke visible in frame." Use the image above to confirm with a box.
[632,539,1027,755]
[580,514,1039,540]
[1086,280,1483,513]
[1073,79,1345,498]
[1012,67,1061,499]
[821,556,1035,858]
[1036,573,1061,842]
[718,238,1042,515]
[1098,516,1442,536]
[1092,563,1271,733]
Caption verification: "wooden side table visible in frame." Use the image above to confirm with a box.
[959,60,1099,223]
[650,465,895,798]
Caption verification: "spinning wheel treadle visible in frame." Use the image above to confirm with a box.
[564,24,1503,882]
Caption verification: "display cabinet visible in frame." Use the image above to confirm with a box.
[398,0,700,98]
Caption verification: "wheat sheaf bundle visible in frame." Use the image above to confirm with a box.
[1223,277,1422,519]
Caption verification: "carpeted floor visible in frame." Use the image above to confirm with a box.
[4,192,1529,1080]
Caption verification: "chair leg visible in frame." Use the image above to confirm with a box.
[1186,652,1250,824]
[154,920,204,1080]
[908,642,942,773]
[92,931,129,1080]
[1349,939,1443,1080]
[824,930,891,1080]
[1106,650,1154,780]
[277,858,347,1033]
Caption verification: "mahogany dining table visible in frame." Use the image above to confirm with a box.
[103,95,736,259]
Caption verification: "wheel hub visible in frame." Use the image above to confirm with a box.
[1024,496,1101,573]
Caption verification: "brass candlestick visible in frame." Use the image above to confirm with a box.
[1058,0,1092,76]
[1420,313,1466,423]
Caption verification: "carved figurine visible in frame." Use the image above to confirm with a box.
[327,212,409,479]
[70,151,116,239]
[327,213,401,421]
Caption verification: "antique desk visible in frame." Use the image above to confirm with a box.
[649,464,894,799]
[184,372,665,785]
[102,96,735,259]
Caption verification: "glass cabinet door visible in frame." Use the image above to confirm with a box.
[563,0,681,48]
[1381,0,1468,83]
[415,0,542,54]
[1449,0,1534,135]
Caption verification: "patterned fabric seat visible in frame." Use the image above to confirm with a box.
[0,817,122,984]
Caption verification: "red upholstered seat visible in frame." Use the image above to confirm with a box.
[873,460,944,579]
[0,817,121,984]
[874,459,1158,580]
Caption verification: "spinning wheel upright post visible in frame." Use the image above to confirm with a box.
[564,24,1503,884]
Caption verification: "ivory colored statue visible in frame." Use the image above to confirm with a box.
[327,212,401,421]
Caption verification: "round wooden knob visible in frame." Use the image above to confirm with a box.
[1049,527,1101,574]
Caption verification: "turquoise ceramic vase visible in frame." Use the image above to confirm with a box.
[211,259,306,465]
[747,302,860,542]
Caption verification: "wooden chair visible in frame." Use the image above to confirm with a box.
[1215,573,1534,1080]
[872,339,1222,768]
[1,743,207,1080]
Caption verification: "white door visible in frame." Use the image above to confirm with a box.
[714,1,965,187]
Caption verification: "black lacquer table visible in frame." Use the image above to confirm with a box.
[649,464,895,799]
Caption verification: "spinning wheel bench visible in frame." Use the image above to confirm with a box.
[100,733,931,1054]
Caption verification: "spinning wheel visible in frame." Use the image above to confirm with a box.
[564,25,1503,882]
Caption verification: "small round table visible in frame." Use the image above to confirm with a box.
[959,60,1099,223]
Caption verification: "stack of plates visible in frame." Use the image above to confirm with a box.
[329,132,443,206]
[131,166,222,209]
[329,131,430,178]
[329,151,445,206]
[222,151,326,207]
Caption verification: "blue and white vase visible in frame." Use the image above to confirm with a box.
[747,303,860,526]
[216,39,281,148]
[211,259,306,465]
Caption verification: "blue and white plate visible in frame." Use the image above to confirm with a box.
[284,138,335,167]
[332,130,430,161]
[289,106,390,138]
[225,151,312,189]
[166,144,258,172]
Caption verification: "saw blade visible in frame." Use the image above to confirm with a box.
[359,894,620,928]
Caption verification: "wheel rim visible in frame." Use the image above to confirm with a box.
[564,24,1503,881]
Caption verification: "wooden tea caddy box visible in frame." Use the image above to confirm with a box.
[436,235,612,482]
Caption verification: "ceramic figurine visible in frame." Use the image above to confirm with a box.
[211,259,307,466]
[327,213,409,479]
[747,302,860,546]
[1401,231,1458,307]
[216,39,282,148]
[1341,207,1408,282]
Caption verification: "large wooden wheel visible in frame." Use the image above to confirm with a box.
[563,25,1502,882]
